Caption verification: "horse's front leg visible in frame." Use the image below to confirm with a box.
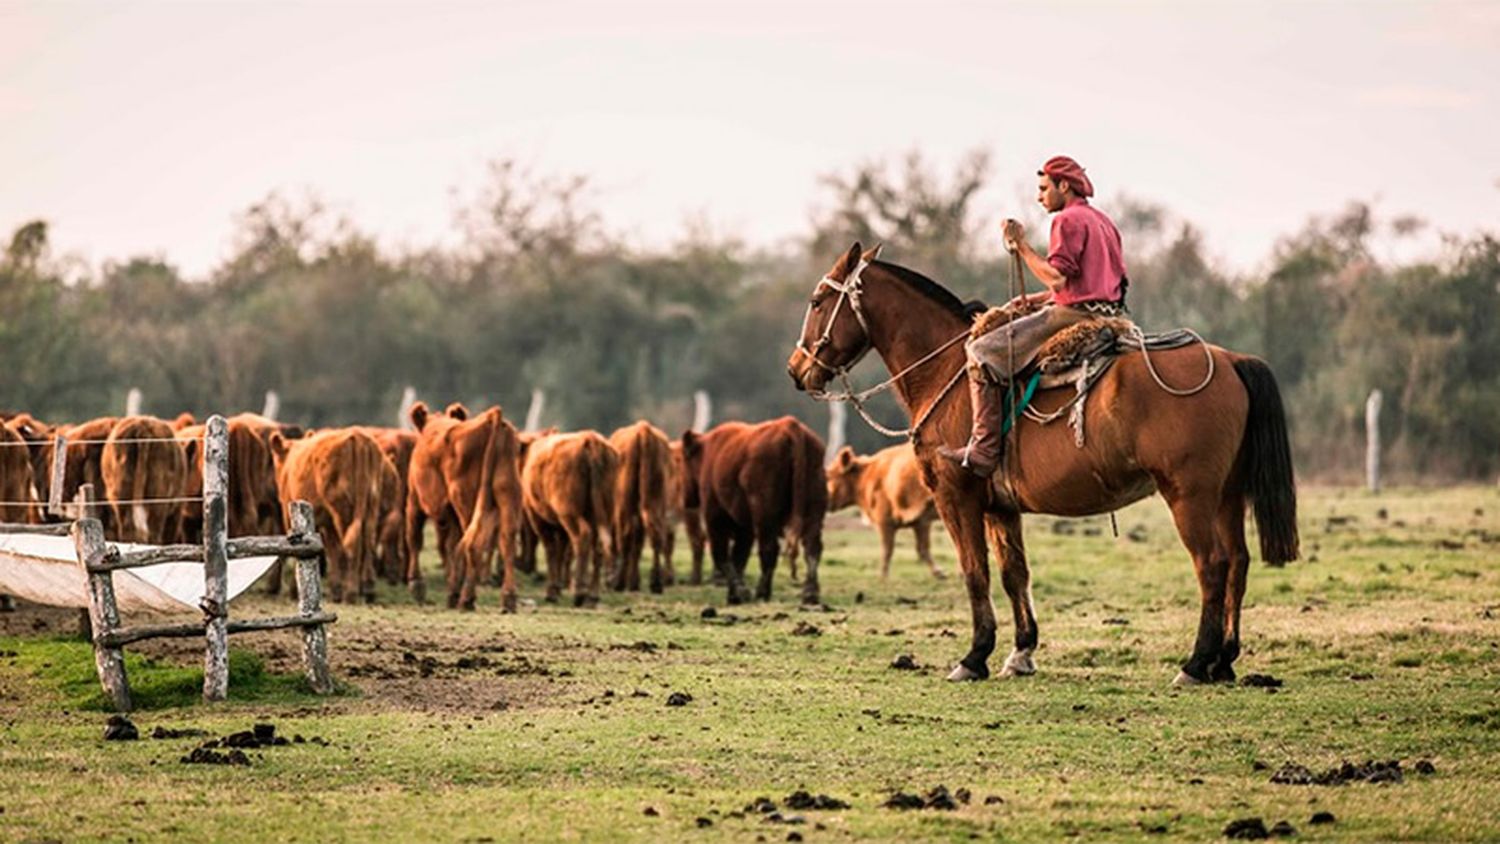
[988,509,1038,677]
[933,485,997,681]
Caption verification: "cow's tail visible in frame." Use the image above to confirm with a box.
[1231,357,1300,564]
[589,436,616,560]
[459,409,505,578]
[616,426,643,539]
[787,422,815,540]
[228,427,260,537]
[339,438,382,601]
[638,426,669,549]
[124,437,152,542]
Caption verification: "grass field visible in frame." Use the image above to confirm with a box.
[2,486,1498,842]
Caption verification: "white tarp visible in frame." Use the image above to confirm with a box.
[0,533,278,613]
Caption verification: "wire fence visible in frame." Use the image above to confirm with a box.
[1,430,214,525]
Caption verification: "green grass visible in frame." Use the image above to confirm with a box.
[0,636,338,711]
[2,485,1498,842]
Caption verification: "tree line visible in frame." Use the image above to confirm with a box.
[2,153,1495,482]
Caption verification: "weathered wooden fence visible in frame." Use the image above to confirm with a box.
[0,415,337,711]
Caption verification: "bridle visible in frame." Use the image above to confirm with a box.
[795,259,970,440]
[796,258,875,378]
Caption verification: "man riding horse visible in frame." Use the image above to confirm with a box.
[939,155,1128,477]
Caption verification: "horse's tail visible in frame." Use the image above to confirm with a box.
[1232,357,1299,564]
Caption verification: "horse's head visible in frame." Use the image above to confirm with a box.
[787,241,883,393]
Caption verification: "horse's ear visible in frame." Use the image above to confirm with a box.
[861,243,883,263]
[445,402,469,420]
[837,446,855,468]
[842,241,863,276]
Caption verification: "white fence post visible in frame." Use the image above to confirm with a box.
[262,390,281,422]
[692,390,712,433]
[396,386,416,430]
[124,387,142,417]
[524,389,546,433]
[1366,389,1382,493]
[826,403,847,465]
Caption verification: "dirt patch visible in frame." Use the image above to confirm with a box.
[103,714,138,741]
[882,785,968,810]
[1270,758,1412,785]
[783,790,851,810]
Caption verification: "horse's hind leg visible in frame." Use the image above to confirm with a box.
[1164,486,1230,686]
[988,509,1038,677]
[1211,491,1251,683]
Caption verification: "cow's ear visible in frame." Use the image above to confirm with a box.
[445,402,469,420]
[267,432,289,463]
[837,446,855,468]
[409,401,429,431]
[172,412,196,431]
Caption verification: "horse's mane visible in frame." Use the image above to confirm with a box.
[871,260,987,323]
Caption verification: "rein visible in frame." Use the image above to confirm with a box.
[798,261,970,440]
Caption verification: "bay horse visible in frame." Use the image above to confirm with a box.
[787,243,1298,685]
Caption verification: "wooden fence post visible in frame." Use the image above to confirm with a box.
[290,500,334,694]
[77,483,96,641]
[1366,389,1382,493]
[201,415,230,702]
[47,433,67,518]
[73,517,130,712]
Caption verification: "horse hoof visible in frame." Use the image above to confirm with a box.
[999,650,1036,677]
[1172,670,1206,687]
[947,664,985,682]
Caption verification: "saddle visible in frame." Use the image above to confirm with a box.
[1033,317,1137,389]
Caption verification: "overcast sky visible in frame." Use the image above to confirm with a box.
[3,0,1497,278]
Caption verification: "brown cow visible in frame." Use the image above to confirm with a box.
[826,444,945,580]
[173,417,280,545]
[667,441,707,585]
[521,431,617,607]
[269,427,384,603]
[406,402,525,611]
[101,416,187,544]
[16,416,118,529]
[0,422,39,525]
[680,417,827,605]
[608,421,673,593]
[359,427,417,587]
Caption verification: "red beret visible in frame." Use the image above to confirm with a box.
[1040,156,1094,198]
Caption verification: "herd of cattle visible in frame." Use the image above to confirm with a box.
[1,406,945,611]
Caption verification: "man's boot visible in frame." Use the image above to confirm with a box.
[937,374,1006,478]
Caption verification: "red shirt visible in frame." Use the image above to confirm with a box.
[1047,197,1126,305]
